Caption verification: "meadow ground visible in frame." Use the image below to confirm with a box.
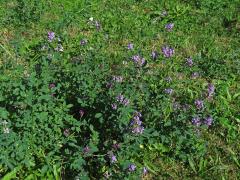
[0,0,240,179]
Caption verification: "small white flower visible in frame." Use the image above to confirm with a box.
[122,61,128,65]
[3,127,10,134]
[89,17,94,21]
[1,120,8,125]
[55,44,64,52]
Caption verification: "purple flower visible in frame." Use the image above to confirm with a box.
[165,76,172,82]
[106,82,113,89]
[136,111,142,117]
[162,46,174,58]
[143,167,148,176]
[116,94,124,102]
[151,51,159,60]
[195,100,204,110]
[122,98,130,106]
[128,164,136,172]
[164,88,173,95]
[130,111,144,134]
[132,125,144,134]
[49,83,56,89]
[192,72,199,79]
[64,129,70,137]
[112,143,120,150]
[80,39,87,46]
[132,55,146,66]
[112,76,123,82]
[165,23,174,31]
[186,57,193,67]
[192,117,201,127]
[110,155,117,163]
[111,103,117,110]
[116,94,130,106]
[48,31,55,42]
[127,43,134,50]
[79,109,84,118]
[95,21,101,30]
[204,116,213,126]
[207,83,215,97]
[83,146,90,154]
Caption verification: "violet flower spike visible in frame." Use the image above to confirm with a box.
[80,39,87,46]
[192,72,199,78]
[48,31,55,42]
[64,129,70,137]
[128,164,136,172]
[208,83,215,97]
[143,167,148,176]
[49,83,56,89]
[195,100,204,110]
[95,21,101,30]
[111,103,117,110]
[127,43,134,50]
[151,51,159,60]
[110,155,117,163]
[204,116,213,126]
[165,23,174,31]
[164,88,173,95]
[162,46,174,58]
[79,109,84,118]
[83,146,90,154]
[112,143,120,150]
[192,117,201,127]
[186,57,193,67]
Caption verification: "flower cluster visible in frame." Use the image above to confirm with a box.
[130,111,144,134]
[128,164,136,172]
[195,99,204,110]
[192,116,213,127]
[48,31,55,42]
[80,39,87,46]
[162,46,174,58]
[1,120,10,134]
[112,94,130,110]
[186,57,193,67]
[165,23,174,31]
[151,50,159,60]
[165,76,172,82]
[112,76,123,83]
[127,43,134,50]
[164,88,173,95]
[132,55,146,67]
[207,83,215,97]
[116,94,130,106]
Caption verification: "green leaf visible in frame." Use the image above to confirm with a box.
[0,108,9,119]
[2,166,21,180]
[95,113,102,118]
[188,157,197,173]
